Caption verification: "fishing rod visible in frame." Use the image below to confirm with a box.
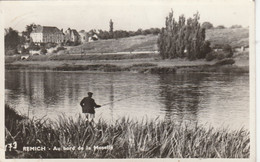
[99,94,139,107]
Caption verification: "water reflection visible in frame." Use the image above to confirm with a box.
[5,70,249,130]
[158,74,203,125]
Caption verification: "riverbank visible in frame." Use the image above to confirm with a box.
[5,52,249,74]
[5,105,250,158]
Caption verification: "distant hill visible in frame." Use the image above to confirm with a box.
[205,28,249,48]
[66,28,249,54]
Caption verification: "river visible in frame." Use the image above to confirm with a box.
[5,70,249,130]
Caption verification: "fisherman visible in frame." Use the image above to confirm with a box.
[80,92,101,122]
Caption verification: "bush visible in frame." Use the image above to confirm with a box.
[205,51,217,61]
[200,41,212,59]
[214,58,235,66]
[5,49,17,55]
[215,25,225,29]
[223,44,233,58]
[217,52,225,60]
[28,43,40,51]
[202,22,214,29]
[57,46,66,51]
[53,46,66,54]
[230,25,242,29]
[40,47,47,54]
[45,43,57,49]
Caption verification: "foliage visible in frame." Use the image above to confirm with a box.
[230,25,242,29]
[202,22,214,29]
[45,42,57,49]
[109,19,114,33]
[65,40,80,46]
[24,23,36,37]
[40,47,47,54]
[5,28,20,54]
[222,44,233,57]
[215,25,226,29]
[97,27,161,40]
[157,10,210,60]
[113,30,130,39]
[5,105,250,158]
[216,52,226,60]
[5,49,18,56]
[28,42,40,51]
[17,45,28,54]
[205,51,217,61]
[214,58,235,66]
[200,41,212,59]
[53,46,67,53]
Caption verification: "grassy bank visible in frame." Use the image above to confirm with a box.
[5,105,250,158]
[5,59,249,74]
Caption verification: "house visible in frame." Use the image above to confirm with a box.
[30,25,64,44]
[88,33,99,42]
[79,31,88,43]
[64,28,80,43]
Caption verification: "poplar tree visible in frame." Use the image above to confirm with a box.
[158,10,210,60]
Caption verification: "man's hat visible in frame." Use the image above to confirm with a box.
[88,92,93,96]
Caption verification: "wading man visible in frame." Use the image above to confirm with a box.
[80,92,101,122]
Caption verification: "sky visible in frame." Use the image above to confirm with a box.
[0,0,253,32]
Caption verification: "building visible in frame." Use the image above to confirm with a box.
[88,33,99,42]
[79,31,88,43]
[64,28,80,43]
[30,25,64,44]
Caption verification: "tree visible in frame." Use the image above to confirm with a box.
[230,25,242,29]
[22,23,36,38]
[5,28,20,53]
[201,22,214,29]
[157,10,210,60]
[215,25,225,29]
[109,19,114,33]
[222,44,233,58]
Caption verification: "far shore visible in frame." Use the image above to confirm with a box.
[5,52,249,74]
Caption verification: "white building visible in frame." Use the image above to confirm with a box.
[30,25,64,44]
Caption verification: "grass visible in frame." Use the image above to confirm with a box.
[205,28,249,48]
[66,34,158,54]
[65,28,249,54]
[5,105,250,158]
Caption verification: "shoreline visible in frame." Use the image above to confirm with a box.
[5,59,249,74]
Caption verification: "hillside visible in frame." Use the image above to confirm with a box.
[205,28,249,48]
[65,28,249,54]
[66,35,158,54]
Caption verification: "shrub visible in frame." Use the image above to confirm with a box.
[201,22,214,29]
[40,47,47,55]
[5,49,17,55]
[28,42,40,51]
[205,51,217,61]
[214,58,235,66]
[217,52,225,60]
[57,46,66,51]
[230,25,242,29]
[45,43,57,49]
[223,44,233,58]
[200,41,212,59]
[215,25,225,29]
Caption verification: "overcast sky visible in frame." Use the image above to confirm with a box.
[1,0,252,32]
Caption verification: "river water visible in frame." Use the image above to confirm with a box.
[5,70,249,130]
